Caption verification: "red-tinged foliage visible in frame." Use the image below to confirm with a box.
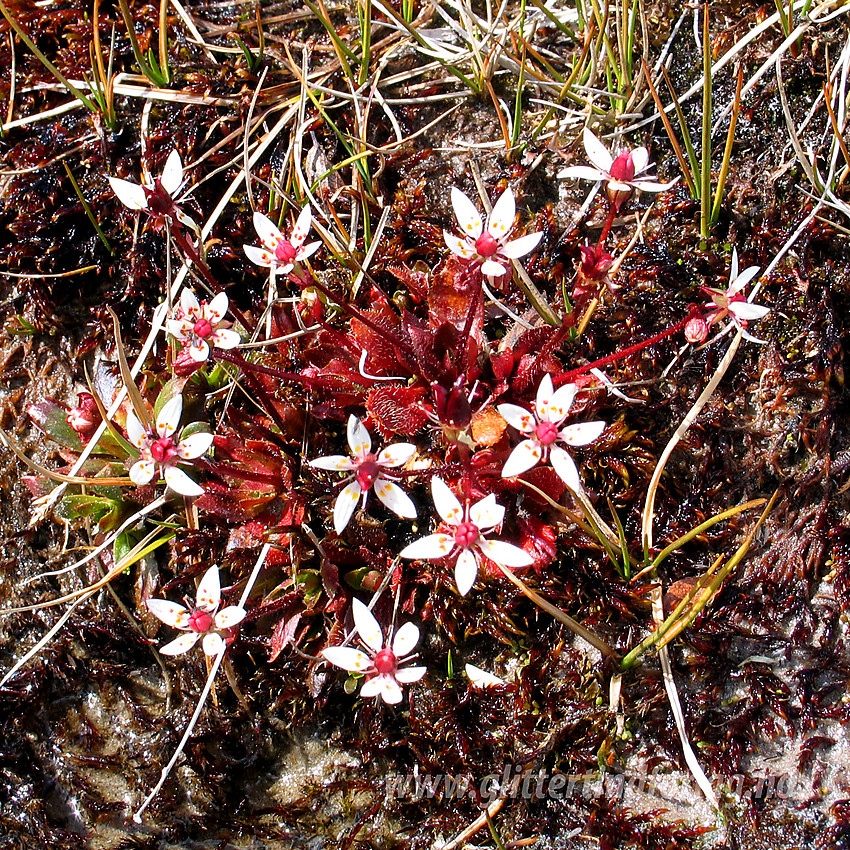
[269,612,302,662]
[516,514,558,572]
[367,384,429,437]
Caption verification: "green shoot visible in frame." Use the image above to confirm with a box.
[63,163,112,252]
[699,2,711,239]
[358,0,372,86]
[116,0,170,87]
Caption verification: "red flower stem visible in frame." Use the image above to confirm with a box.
[595,203,617,250]
[558,306,698,385]
[210,349,293,433]
[212,349,319,387]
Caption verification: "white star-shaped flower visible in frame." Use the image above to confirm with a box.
[498,374,606,491]
[400,477,533,596]
[108,149,196,230]
[701,249,770,344]
[309,415,417,535]
[165,289,241,362]
[558,128,676,209]
[244,207,321,274]
[321,598,426,705]
[146,565,246,657]
[126,395,213,497]
[443,187,543,278]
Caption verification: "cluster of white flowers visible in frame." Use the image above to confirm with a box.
[108,142,769,709]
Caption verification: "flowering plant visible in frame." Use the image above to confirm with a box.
[108,150,196,231]
[147,565,246,657]
[559,128,676,210]
[309,415,417,534]
[400,477,533,596]
[126,395,213,497]
[443,187,542,278]
[321,598,426,704]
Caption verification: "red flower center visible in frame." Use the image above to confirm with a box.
[534,420,559,445]
[274,239,297,263]
[474,232,499,258]
[454,521,480,549]
[355,458,381,491]
[188,610,213,633]
[193,317,213,339]
[150,437,178,464]
[609,151,636,182]
[373,648,397,675]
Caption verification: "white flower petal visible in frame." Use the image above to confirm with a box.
[322,646,372,673]
[469,493,504,530]
[214,605,246,629]
[125,410,146,449]
[333,481,362,535]
[546,382,578,423]
[400,533,454,561]
[450,187,483,239]
[443,231,476,259]
[630,179,678,193]
[728,265,761,295]
[374,479,417,519]
[454,549,478,596]
[309,455,358,471]
[206,291,229,323]
[497,403,535,434]
[465,663,506,687]
[535,373,555,411]
[487,188,515,239]
[358,675,385,698]
[431,477,463,525]
[146,599,190,629]
[557,165,607,182]
[156,395,183,439]
[210,328,241,351]
[291,205,313,247]
[202,631,226,657]
[159,632,201,656]
[163,465,205,497]
[253,210,283,250]
[582,127,614,173]
[501,440,543,478]
[346,415,372,457]
[376,443,416,467]
[108,176,148,210]
[731,302,770,321]
[630,146,649,175]
[730,247,740,281]
[160,150,184,196]
[188,340,210,362]
[500,231,543,259]
[243,244,275,268]
[352,598,385,654]
[395,665,427,683]
[179,288,201,318]
[195,565,222,612]
[377,676,404,704]
[296,240,321,262]
[559,420,606,446]
[481,259,508,278]
[177,431,213,460]
[478,538,533,568]
[130,459,155,486]
[549,445,582,491]
[391,621,420,658]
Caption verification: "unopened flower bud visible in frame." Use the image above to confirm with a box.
[684,316,709,344]
[66,392,101,442]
